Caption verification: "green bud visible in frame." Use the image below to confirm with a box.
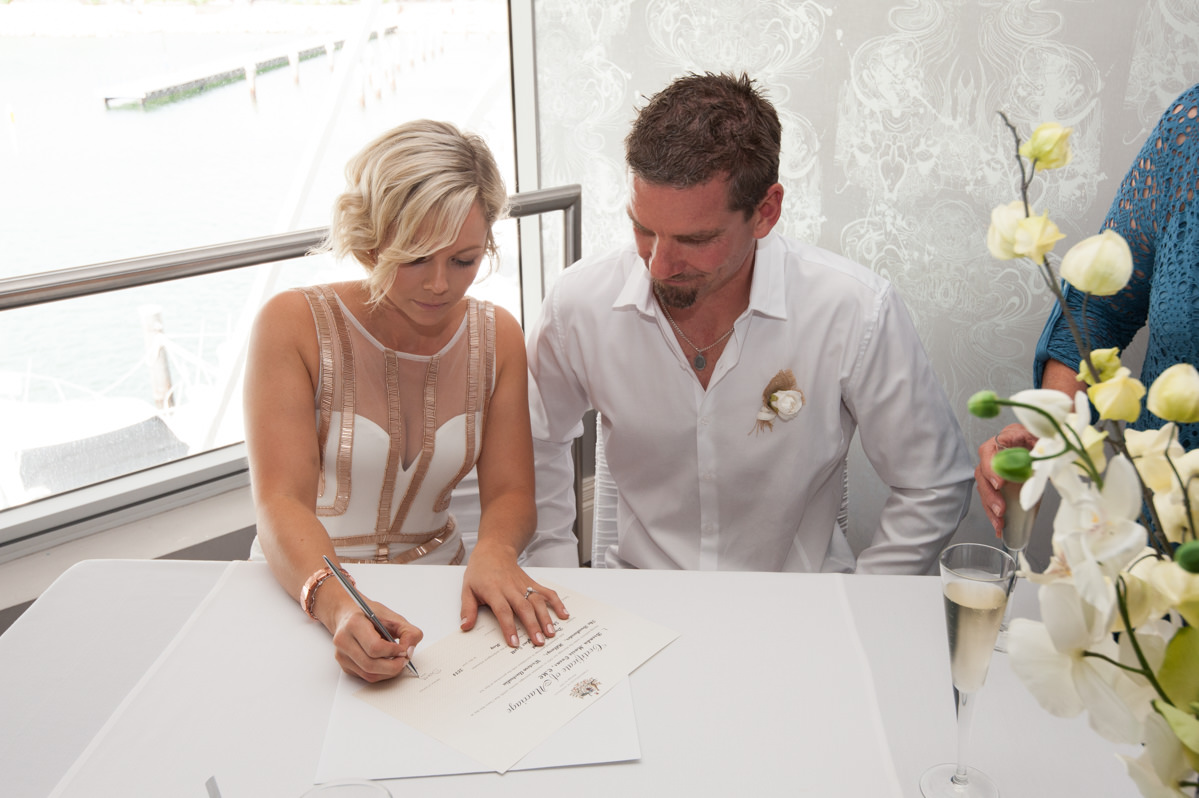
[968,390,1002,419]
[1176,540,1199,574]
[991,447,1033,483]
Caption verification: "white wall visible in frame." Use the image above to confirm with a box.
[530,0,1199,569]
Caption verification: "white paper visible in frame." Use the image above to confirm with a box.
[320,582,678,776]
[317,672,639,782]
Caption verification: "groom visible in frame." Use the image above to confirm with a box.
[522,72,973,574]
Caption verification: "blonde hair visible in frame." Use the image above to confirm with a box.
[322,119,508,304]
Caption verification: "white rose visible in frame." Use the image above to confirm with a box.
[770,390,803,421]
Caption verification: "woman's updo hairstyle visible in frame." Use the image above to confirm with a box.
[323,119,508,305]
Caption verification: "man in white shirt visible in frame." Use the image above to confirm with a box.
[522,72,972,573]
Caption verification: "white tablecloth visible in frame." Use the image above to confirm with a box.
[0,560,1135,797]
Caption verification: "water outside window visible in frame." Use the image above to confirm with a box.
[0,0,516,513]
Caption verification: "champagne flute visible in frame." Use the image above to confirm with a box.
[993,481,1038,652]
[920,543,1017,798]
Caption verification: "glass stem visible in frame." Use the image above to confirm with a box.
[1000,593,1015,629]
[953,686,977,786]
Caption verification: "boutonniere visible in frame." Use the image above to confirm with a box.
[753,369,804,434]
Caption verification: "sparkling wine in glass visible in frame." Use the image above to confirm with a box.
[920,543,1016,798]
[993,481,1038,652]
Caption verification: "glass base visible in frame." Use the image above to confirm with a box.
[300,781,392,797]
[920,764,1000,797]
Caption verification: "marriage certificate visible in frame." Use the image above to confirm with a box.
[322,582,678,776]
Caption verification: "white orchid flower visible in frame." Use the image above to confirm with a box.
[1147,558,1199,628]
[1009,388,1076,439]
[1120,711,1194,798]
[1125,424,1184,495]
[1007,581,1147,744]
[1150,449,1199,547]
[1051,455,1148,616]
[1020,547,1073,586]
[1018,392,1099,511]
[1121,554,1180,631]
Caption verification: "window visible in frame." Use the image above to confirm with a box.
[0,1,533,548]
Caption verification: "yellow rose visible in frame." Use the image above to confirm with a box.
[1059,230,1133,296]
[1078,347,1122,386]
[1013,211,1066,261]
[1019,122,1073,170]
[985,200,1025,260]
[1146,363,1199,424]
[1086,366,1145,422]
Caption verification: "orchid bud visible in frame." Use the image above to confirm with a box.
[991,447,1033,483]
[1019,122,1073,170]
[1177,541,1199,574]
[968,390,1001,418]
[1147,363,1199,424]
[1059,230,1133,296]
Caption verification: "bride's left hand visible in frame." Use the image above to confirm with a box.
[460,541,569,647]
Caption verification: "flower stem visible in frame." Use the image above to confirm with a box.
[1079,650,1150,675]
[1165,454,1197,544]
[995,397,1104,485]
[1115,577,1173,705]
[1096,419,1175,554]
[994,110,1175,553]
[998,112,1033,213]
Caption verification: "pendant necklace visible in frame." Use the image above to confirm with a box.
[658,298,736,371]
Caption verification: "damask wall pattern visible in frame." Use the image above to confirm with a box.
[530,0,1199,563]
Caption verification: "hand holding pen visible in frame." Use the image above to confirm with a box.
[321,555,423,683]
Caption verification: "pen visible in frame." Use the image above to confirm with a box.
[322,555,419,677]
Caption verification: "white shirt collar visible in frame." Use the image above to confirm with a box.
[612,231,789,320]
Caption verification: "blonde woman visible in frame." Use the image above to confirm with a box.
[245,120,566,682]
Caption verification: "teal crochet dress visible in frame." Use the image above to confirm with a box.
[1035,84,1199,450]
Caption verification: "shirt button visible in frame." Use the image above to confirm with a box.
[699,416,711,426]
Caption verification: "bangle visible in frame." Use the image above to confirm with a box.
[299,564,354,620]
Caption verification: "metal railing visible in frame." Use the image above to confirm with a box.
[0,185,582,310]
[0,185,583,559]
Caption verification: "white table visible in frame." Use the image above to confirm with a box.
[0,560,1134,797]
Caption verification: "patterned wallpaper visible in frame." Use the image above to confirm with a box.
[530,0,1199,564]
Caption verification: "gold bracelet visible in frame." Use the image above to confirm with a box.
[299,564,354,620]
